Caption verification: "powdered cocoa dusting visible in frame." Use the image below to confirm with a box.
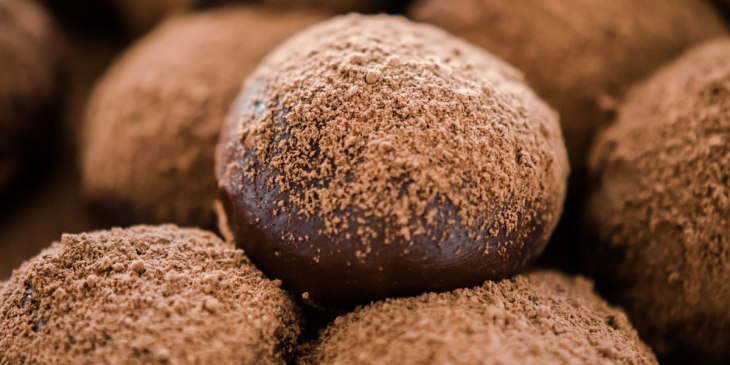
[586,38,730,363]
[409,0,727,187]
[227,14,568,251]
[297,270,657,365]
[0,225,302,364]
[82,6,326,228]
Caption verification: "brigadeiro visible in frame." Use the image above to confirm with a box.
[0,226,302,364]
[586,38,730,363]
[298,271,657,365]
[217,14,569,309]
[81,6,326,229]
[409,0,727,186]
[0,0,60,193]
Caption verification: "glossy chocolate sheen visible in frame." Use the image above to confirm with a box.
[216,79,552,309]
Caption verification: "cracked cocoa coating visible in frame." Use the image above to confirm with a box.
[81,6,326,229]
[586,38,730,364]
[217,15,569,309]
[0,225,303,365]
[0,0,60,193]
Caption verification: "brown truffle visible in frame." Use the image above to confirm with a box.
[112,0,205,35]
[217,14,569,309]
[0,0,60,193]
[298,270,657,365]
[111,0,405,36]
[586,38,730,363]
[81,6,326,229]
[409,0,727,187]
[0,225,302,364]
[261,0,407,14]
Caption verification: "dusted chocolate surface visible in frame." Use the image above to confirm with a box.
[0,0,60,193]
[587,38,730,363]
[0,225,302,364]
[298,271,657,365]
[217,14,569,309]
[81,6,326,229]
[409,0,727,187]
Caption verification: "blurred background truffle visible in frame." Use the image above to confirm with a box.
[0,0,61,194]
[81,6,327,229]
[586,38,730,364]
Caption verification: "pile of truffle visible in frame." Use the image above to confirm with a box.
[1,0,729,364]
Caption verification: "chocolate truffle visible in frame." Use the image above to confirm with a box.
[81,7,326,228]
[0,0,60,193]
[112,0,205,35]
[112,0,407,36]
[217,14,569,309]
[298,271,658,365]
[409,0,727,185]
[586,38,730,363]
[261,0,407,14]
[0,225,302,364]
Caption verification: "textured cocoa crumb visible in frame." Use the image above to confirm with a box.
[297,270,657,365]
[232,14,569,251]
[587,38,730,363]
[409,0,728,180]
[0,225,302,364]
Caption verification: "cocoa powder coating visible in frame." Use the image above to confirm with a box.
[0,225,302,364]
[0,0,60,193]
[298,271,658,365]
[409,0,727,187]
[218,14,569,308]
[587,38,730,363]
[81,6,326,228]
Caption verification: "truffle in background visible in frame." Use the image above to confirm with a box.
[298,271,657,365]
[217,14,569,309]
[586,38,730,364]
[409,0,727,188]
[0,225,303,364]
[0,0,61,194]
[260,0,409,14]
[81,6,327,229]
[113,0,409,36]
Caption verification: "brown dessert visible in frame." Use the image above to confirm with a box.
[409,0,727,187]
[217,14,569,309]
[261,0,407,14]
[298,270,658,365]
[0,225,302,364]
[81,6,326,229]
[586,38,730,363]
[0,0,60,193]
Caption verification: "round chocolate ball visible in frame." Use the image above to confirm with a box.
[81,6,326,228]
[0,0,60,193]
[0,225,302,364]
[217,14,569,309]
[409,0,727,187]
[586,38,730,363]
[298,270,658,365]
